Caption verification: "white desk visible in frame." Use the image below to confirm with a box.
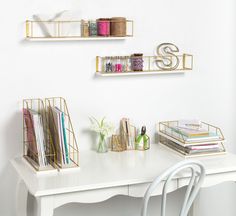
[11,144,236,216]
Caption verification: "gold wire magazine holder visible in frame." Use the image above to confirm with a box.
[23,99,56,171]
[25,20,134,40]
[45,97,79,169]
[158,121,226,158]
[23,97,79,172]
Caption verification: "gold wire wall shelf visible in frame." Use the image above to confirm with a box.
[23,98,56,172]
[25,19,134,41]
[158,120,226,158]
[23,97,79,172]
[96,54,193,76]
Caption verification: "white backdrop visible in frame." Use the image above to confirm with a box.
[0,0,236,215]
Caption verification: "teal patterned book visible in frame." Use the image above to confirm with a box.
[61,112,69,164]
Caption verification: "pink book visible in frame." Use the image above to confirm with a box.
[23,108,38,162]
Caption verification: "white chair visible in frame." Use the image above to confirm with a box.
[141,160,205,216]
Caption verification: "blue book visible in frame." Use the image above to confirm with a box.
[61,112,69,164]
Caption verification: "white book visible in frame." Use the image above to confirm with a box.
[29,110,45,167]
[38,115,47,166]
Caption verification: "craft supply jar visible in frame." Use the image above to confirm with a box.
[131,53,144,71]
[110,17,127,37]
[89,20,97,36]
[81,20,89,37]
[97,18,110,36]
[115,56,123,72]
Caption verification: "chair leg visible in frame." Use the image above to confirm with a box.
[188,205,194,216]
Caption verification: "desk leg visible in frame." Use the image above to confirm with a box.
[36,196,54,216]
[16,178,28,216]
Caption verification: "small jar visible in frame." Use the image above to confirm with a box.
[97,18,110,36]
[89,20,97,36]
[110,17,126,37]
[105,57,113,73]
[131,53,143,71]
[115,57,123,72]
[81,20,89,37]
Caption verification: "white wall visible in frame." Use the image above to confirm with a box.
[0,0,236,215]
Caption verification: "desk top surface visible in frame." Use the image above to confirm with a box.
[11,144,236,197]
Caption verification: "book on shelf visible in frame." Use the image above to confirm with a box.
[23,108,48,167]
[49,106,70,165]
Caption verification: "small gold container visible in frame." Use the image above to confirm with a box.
[111,135,126,152]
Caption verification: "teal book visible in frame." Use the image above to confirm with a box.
[61,112,69,164]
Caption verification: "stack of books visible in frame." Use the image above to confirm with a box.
[158,120,226,157]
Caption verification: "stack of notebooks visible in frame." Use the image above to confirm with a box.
[158,120,226,157]
[23,106,70,169]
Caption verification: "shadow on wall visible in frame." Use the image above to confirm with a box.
[0,112,22,216]
[81,129,98,151]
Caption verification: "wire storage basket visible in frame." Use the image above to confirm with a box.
[45,97,79,169]
[23,98,56,171]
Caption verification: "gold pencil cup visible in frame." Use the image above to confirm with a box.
[111,135,126,152]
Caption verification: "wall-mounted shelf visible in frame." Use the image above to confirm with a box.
[26,36,129,42]
[96,70,187,77]
[25,19,133,41]
[96,54,193,76]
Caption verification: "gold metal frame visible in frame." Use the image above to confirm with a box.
[23,98,56,171]
[96,54,193,74]
[26,20,134,39]
[45,97,79,169]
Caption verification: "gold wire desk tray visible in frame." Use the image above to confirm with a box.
[158,121,226,158]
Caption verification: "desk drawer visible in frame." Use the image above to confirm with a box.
[128,180,178,197]
[53,185,129,207]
